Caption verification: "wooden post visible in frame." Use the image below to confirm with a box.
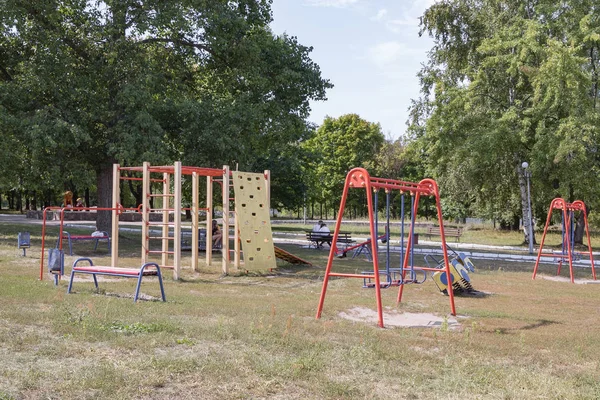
[162,172,170,272]
[222,165,230,275]
[264,170,271,211]
[111,164,120,267]
[206,176,213,266]
[173,161,182,280]
[233,170,240,268]
[141,162,150,265]
[192,171,199,271]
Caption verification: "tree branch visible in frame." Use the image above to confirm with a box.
[15,1,91,62]
[0,63,12,81]
[138,37,220,60]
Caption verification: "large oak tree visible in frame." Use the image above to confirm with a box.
[0,0,331,229]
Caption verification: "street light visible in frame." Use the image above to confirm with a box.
[521,161,534,254]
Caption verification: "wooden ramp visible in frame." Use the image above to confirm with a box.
[274,246,312,266]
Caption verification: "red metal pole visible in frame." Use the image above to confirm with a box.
[563,205,574,283]
[583,208,596,280]
[39,208,48,280]
[427,179,456,316]
[363,172,384,328]
[316,169,353,321]
[532,199,559,279]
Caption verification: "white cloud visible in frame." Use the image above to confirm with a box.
[304,0,360,7]
[372,8,387,21]
[369,41,419,69]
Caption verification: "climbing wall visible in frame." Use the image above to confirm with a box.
[232,172,276,270]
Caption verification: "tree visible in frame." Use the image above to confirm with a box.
[409,0,600,243]
[0,0,331,229]
[303,114,385,218]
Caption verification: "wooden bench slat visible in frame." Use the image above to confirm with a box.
[72,266,158,276]
[426,226,462,241]
[66,235,109,240]
[67,258,166,302]
[306,231,355,249]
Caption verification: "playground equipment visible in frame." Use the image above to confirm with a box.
[40,161,309,284]
[427,249,476,295]
[39,206,119,282]
[532,198,596,283]
[48,248,64,285]
[67,258,166,302]
[17,232,30,256]
[316,168,458,328]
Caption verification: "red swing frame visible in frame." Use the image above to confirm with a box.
[315,168,457,328]
[532,198,596,283]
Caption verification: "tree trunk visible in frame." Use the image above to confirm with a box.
[517,162,536,245]
[96,162,114,232]
[17,188,22,213]
[85,188,90,208]
[574,206,589,245]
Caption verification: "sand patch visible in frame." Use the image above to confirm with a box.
[339,306,462,329]
[542,276,600,284]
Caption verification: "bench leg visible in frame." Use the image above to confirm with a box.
[67,270,76,293]
[137,264,166,302]
[92,274,98,290]
[156,268,166,302]
[134,274,143,302]
[94,239,99,251]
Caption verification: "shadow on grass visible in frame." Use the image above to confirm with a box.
[494,319,560,334]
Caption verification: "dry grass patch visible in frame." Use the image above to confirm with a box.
[1,224,600,398]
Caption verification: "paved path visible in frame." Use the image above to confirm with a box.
[3,213,596,268]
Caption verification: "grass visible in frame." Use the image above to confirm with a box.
[1,219,600,399]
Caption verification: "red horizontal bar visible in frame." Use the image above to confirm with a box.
[119,165,225,177]
[329,272,376,279]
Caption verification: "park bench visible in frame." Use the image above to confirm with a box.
[306,231,355,249]
[425,226,462,242]
[67,257,166,302]
[58,231,111,256]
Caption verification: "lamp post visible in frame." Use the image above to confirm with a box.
[522,161,534,254]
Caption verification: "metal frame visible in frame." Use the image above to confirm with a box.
[316,167,456,328]
[532,198,596,283]
[67,257,166,302]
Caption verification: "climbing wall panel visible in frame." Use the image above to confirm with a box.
[232,172,276,270]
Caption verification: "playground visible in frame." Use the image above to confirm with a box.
[2,209,600,399]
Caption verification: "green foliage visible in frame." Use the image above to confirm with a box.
[0,0,331,218]
[302,114,385,214]
[410,0,600,228]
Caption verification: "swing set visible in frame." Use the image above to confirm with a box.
[532,198,596,283]
[316,168,464,328]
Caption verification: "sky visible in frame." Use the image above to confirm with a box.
[269,0,437,140]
